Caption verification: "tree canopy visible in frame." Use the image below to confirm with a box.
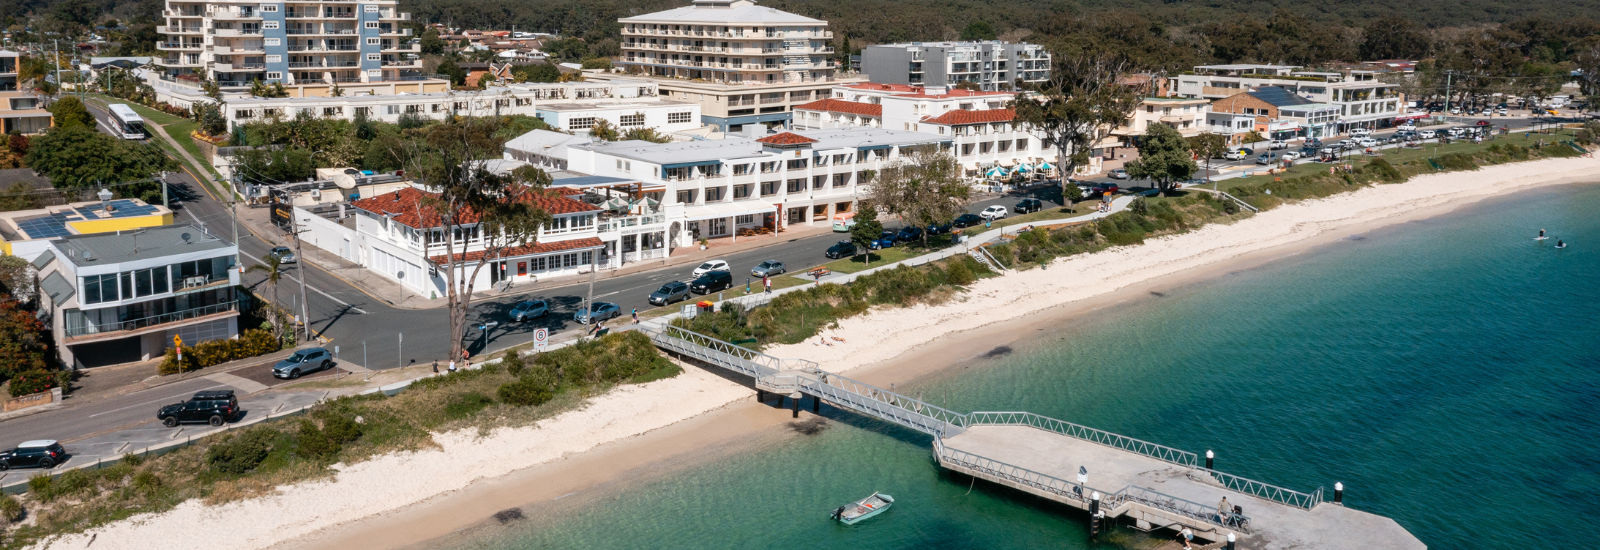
[48,96,95,130]
[25,126,176,188]
[1123,123,1197,193]
[868,148,969,247]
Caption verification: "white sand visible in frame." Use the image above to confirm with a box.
[38,156,1600,550]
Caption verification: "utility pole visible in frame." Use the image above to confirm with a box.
[292,210,311,343]
[584,248,596,324]
[1442,71,1453,121]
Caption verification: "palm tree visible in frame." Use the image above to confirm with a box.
[247,255,287,340]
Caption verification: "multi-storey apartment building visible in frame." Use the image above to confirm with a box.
[1210,87,1341,140]
[1113,97,1212,140]
[792,83,1070,181]
[618,0,835,86]
[564,127,950,244]
[154,0,437,96]
[860,41,1050,91]
[35,224,241,369]
[1,50,19,90]
[1171,65,1403,133]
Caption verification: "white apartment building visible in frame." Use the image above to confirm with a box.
[618,0,835,86]
[860,41,1050,91]
[35,224,241,369]
[1171,64,1404,132]
[1115,97,1211,140]
[792,83,1069,181]
[153,0,440,97]
[564,127,950,245]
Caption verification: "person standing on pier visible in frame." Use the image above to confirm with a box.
[1075,466,1088,496]
[1218,496,1231,523]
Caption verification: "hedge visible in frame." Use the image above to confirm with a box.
[158,328,282,375]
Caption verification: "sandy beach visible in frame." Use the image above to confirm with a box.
[36,156,1600,550]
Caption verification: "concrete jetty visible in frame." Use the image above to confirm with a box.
[646,325,1427,549]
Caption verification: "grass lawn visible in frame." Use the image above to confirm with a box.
[86,94,227,197]
[991,204,1098,229]
[1210,130,1580,193]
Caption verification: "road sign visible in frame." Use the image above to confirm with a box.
[173,335,182,348]
[533,328,549,351]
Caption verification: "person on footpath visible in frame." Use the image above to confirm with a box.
[763,275,771,293]
[1217,496,1231,523]
[632,308,639,324]
[447,359,457,373]
[432,360,439,374]
[1075,466,1088,496]
[1180,527,1194,549]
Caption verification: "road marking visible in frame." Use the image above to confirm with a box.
[206,372,271,394]
[240,250,369,314]
[86,385,228,418]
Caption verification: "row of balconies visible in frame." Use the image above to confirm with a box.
[623,28,833,40]
[620,43,833,55]
[158,42,204,51]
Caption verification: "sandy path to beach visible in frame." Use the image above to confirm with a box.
[39,156,1600,550]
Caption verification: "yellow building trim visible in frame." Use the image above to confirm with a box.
[66,212,175,234]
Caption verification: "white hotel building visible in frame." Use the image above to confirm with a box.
[618,0,835,86]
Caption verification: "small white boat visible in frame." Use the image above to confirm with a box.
[831,492,894,525]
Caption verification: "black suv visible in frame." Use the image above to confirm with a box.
[0,440,67,470]
[689,271,733,294]
[1015,198,1043,214]
[158,390,239,427]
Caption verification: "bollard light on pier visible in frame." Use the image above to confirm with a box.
[1089,491,1101,515]
[1227,533,1236,550]
[1334,482,1344,505]
[1206,449,1214,470]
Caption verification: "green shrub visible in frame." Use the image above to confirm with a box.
[132,471,162,494]
[26,475,54,501]
[8,369,57,397]
[444,392,494,419]
[1130,196,1149,215]
[946,257,976,285]
[0,493,21,523]
[498,376,554,407]
[159,328,281,375]
[1365,157,1403,182]
[295,419,340,459]
[502,350,526,376]
[205,426,276,475]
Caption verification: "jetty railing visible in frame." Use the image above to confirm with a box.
[647,325,817,378]
[1197,468,1322,510]
[965,411,1199,467]
[1116,486,1246,533]
[804,372,969,437]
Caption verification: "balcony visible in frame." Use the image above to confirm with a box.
[213,10,261,20]
[159,26,204,34]
[63,301,238,342]
[157,42,202,51]
[211,28,264,37]
[163,9,204,17]
[215,63,267,71]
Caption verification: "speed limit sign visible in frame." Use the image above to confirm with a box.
[533,328,549,351]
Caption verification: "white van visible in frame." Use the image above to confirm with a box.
[1350,128,1373,137]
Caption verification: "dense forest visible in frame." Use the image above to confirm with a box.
[5,0,1600,74]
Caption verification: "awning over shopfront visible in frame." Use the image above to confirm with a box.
[1393,113,1430,122]
[683,201,778,222]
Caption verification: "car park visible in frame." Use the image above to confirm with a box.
[0,440,67,470]
[273,347,333,379]
[268,246,297,264]
[1107,168,1130,179]
[648,282,691,305]
[691,260,730,277]
[574,302,622,323]
[951,213,984,229]
[979,205,1008,220]
[509,300,548,321]
[825,240,858,259]
[751,260,786,277]
[158,390,239,427]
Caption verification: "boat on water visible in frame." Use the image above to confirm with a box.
[831,492,894,525]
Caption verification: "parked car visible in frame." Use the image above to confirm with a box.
[574,301,622,323]
[268,246,296,264]
[1268,140,1289,150]
[1357,138,1379,148]
[869,230,896,250]
[691,260,730,277]
[648,282,691,305]
[926,222,952,235]
[0,440,67,470]
[690,271,734,294]
[1107,168,1130,179]
[158,390,239,427]
[273,347,333,379]
[1223,149,1249,161]
[1475,120,1491,126]
[894,226,923,242]
[1351,128,1373,137]
[751,260,786,278]
[1280,151,1302,161]
[951,213,984,229]
[1255,153,1276,165]
[979,205,1008,220]
[825,240,858,259]
[1419,130,1438,139]
[509,299,549,321]
[1088,183,1120,196]
[1014,198,1043,214]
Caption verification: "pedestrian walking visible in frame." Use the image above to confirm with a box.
[1075,466,1088,496]
[632,308,639,324]
[461,349,469,361]
[432,360,439,374]
[763,275,771,293]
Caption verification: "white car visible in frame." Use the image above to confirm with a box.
[979,205,1008,220]
[1350,128,1372,137]
[1268,140,1289,150]
[1357,138,1379,148]
[691,260,730,277]
[1223,150,1249,161]
[1280,151,1302,161]
[1419,130,1437,139]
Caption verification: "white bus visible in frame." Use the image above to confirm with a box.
[108,104,147,140]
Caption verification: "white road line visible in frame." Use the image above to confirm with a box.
[87,385,228,418]
[240,250,369,314]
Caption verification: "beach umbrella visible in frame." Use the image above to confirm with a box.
[1037,161,1055,171]
[604,197,630,210]
[984,166,1009,177]
[1015,163,1033,172]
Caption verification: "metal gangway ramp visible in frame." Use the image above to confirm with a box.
[644,326,1426,550]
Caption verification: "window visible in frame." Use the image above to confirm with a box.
[615,159,632,172]
[667,112,693,124]
[733,164,752,175]
[364,4,378,11]
[261,3,278,11]
[82,274,118,304]
[265,38,280,46]
[263,21,279,29]
[1015,138,1028,150]
[786,179,804,192]
[761,181,778,195]
[367,37,381,45]
[619,113,645,127]
[365,21,379,29]
[266,72,283,80]
[832,173,850,187]
[366,53,380,61]
[569,117,596,130]
[385,105,400,115]
[704,187,725,201]
[786,159,807,170]
[235,109,255,119]
[812,175,826,189]
[676,190,697,204]
[266,54,282,63]
[856,170,873,183]
[733,184,751,199]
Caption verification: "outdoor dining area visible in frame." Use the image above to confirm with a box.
[979,160,1058,192]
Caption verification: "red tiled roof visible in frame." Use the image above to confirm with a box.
[351,186,598,229]
[920,108,1016,125]
[840,82,1011,99]
[756,132,819,145]
[794,98,882,117]
[429,237,603,264]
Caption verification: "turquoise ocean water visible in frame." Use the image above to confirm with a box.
[438,183,1600,549]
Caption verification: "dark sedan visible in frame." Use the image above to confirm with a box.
[952,213,984,229]
[894,226,923,242]
[869,230,896,250]
[825,240,858,259]
[1015,198,1043,214]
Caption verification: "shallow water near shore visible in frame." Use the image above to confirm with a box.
[435,183,1600,549]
